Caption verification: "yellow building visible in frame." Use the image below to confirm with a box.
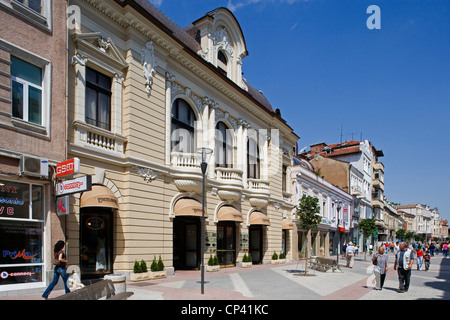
[66,0,298,279]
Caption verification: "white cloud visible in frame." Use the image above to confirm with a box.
[227,0,305,12]
[149,0,163,7]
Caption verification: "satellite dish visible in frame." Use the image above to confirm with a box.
[299,147,307,154]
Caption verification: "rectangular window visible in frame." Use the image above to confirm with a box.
[11,56,43,125]
[15,0,42,14]
[85,67,112,131]
[0,180,45,287]
[282,165,287,192]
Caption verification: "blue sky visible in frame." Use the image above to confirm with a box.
[151,0,450,221]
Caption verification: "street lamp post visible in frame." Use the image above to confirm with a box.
[196,147,213,295]
[336,201,342,266]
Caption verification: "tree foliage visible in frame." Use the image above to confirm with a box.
[296,195,322,231]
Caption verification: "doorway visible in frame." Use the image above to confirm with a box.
[217,222,236,267]
[80,208,114,280]
[249,225,263,264]
[173,216,201,270]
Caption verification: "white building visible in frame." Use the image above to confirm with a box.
[292,157,353,258]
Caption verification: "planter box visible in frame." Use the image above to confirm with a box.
[130,270,166,282]
[278,259,286,264]
[130,272,152,282]
[206,265,220,272]
[241,262,253,268]
[271,260,279,264]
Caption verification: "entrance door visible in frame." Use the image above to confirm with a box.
[249,225,263,264]
[217,222,236,267]
[173,217,200,270]
[80,208,113,280]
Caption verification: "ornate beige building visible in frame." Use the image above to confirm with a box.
[66,0,298,279]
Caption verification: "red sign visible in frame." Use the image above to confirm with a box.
[56,158,80,178]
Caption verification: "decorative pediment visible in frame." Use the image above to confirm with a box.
[73,32,127,69]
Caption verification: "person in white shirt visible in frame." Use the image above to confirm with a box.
[346,242,356,268]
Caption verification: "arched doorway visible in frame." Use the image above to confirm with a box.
[249,211,270,264]
[172,198,203,270]
[79,185,119,280]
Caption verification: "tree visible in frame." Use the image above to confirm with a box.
[396,229,406,241]
[359,218,376,261]
[295,195,321,274]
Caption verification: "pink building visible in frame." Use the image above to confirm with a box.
[0,0,68,296]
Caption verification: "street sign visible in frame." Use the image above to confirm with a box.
[56,175,92,196]
[56,158,80,178]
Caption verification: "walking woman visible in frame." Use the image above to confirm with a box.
[372,246,389,290]
[42,240,70,299]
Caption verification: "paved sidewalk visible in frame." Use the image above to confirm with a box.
[3,254,450,300]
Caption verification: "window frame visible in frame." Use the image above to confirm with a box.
[247,139,261,179]
[0,0,53,32]
[11,56,44,126]
[5,45,51,137]
[215,121,233,168]
[85,67,112,131]
[171,98,197,154]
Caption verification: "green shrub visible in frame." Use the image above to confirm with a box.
[158,256,164,271]
[208,255,214,266]
[272,251,278,260]
[140,259,148,272]
[133,260,142,273]
[279,252,286,259]
[213,255,219,266]
[150,256,158,272]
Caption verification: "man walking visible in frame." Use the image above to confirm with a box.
[346,242,356,268]
[394,242,414,293]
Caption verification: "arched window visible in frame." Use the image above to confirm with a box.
[247,139,260,179]
[171,99,196,153]
[217,50,228,77]
[215,122,233,168]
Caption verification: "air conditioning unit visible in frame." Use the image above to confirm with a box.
[20,155,49,177]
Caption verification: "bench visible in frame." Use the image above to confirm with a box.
[51,279,134,300]
[310,257,340,272]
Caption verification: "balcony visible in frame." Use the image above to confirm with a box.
[247,179,270,192]
[73,120,127,155]
[215,167,243,185]
[171,152,200,169]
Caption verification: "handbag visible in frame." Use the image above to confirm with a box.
[372,256,378,265]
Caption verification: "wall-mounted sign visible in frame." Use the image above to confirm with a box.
[56,175,92,197]
[56,158,80,178]
[57,196,70,216]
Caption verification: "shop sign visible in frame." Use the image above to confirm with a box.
[56,158,80,178]
[57,196,70,216]
[56,175,92,197]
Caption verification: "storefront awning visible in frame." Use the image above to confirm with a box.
[282,219,294,230]
[217,206,244,223]
[80,185,119,210]
[249,211,270,226]
[174,198,204,217]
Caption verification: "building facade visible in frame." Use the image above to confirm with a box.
[303,140,374,250]
[65,0,298,280]
[0,0,68,294]
[292,157,352,258]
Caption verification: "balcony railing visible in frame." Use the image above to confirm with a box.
[247,178,270,192]
[171,152,200,168]
[73,120,126,154]
[215,167,243,184]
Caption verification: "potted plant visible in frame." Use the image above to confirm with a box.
[150,256,166,279]
[130,259,152,282]
[206,254,220,272]
[279,252,286,264]
[241,253,252,268]
[271,251,279,264]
